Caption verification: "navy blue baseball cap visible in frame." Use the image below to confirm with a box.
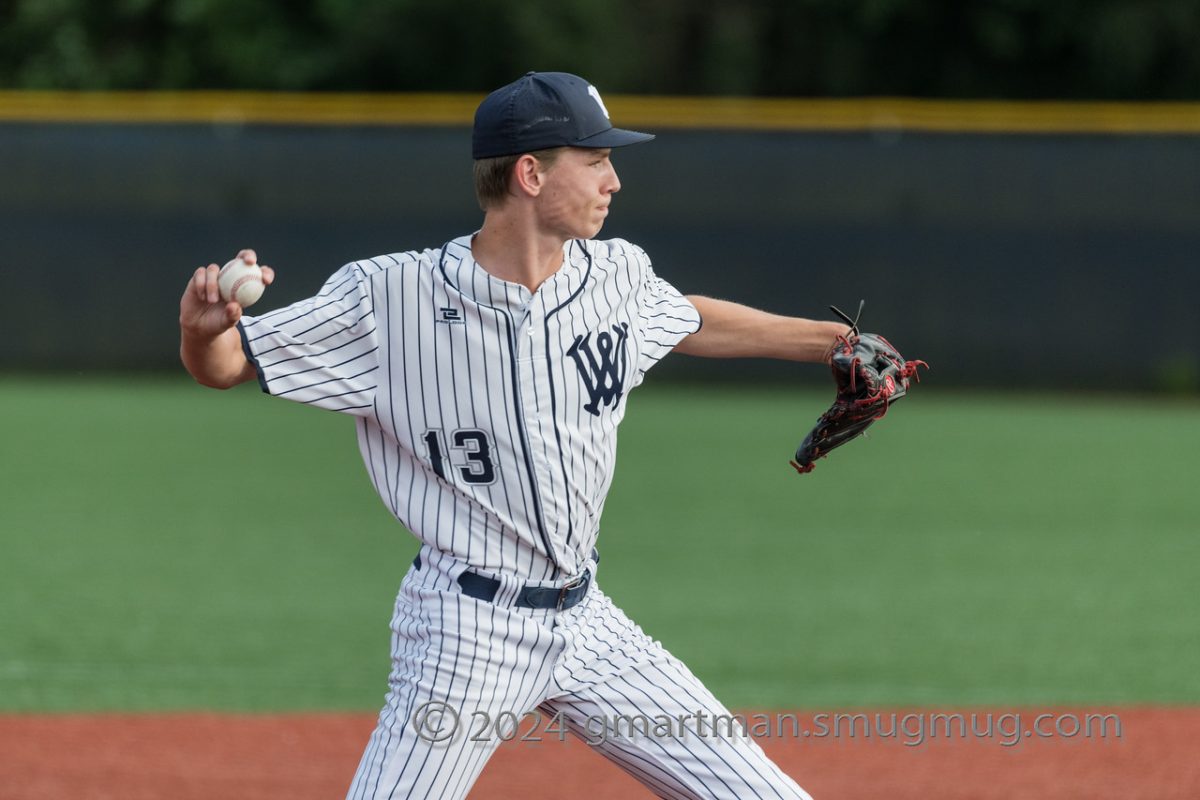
[472,71,654,159]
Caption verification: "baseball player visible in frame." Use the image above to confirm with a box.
[180,72,849,799]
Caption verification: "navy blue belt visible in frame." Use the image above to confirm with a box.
[412,550,597,611]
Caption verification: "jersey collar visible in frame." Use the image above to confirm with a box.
[440,235,591,309]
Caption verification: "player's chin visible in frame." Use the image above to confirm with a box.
[580,214,608,239]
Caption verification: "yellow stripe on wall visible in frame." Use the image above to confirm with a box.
[3,90,1200,134]
[0,91,482,126]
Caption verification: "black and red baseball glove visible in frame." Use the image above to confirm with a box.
[791,303,927,474]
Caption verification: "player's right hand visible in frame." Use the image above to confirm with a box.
[179,249,275,340]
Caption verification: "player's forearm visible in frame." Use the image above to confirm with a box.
[676,295,850,363]
[180,325,254,389]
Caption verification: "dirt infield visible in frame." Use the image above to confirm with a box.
[2,707,1197,799]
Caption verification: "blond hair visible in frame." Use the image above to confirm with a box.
[473,148,564,210]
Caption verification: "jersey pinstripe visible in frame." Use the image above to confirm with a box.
[237,235,700,581]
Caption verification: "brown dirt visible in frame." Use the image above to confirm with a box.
[1,707,1196,799]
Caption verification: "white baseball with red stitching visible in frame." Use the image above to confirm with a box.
[218,257,265,307]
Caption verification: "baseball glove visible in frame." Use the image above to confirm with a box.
[791,302,927,474]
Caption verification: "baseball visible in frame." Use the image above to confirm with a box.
[218,256,265,307]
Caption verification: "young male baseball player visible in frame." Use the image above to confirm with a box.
[180,71,848,799]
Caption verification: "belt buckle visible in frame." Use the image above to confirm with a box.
[556,571,588,610]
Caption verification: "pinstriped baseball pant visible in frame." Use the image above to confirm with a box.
[346,546,812,799]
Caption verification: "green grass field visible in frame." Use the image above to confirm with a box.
[2,375,1198,712]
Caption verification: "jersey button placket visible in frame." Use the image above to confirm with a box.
[514,300,534,362]
[517,301,563,557]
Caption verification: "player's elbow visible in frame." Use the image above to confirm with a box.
[185,367,237,390]
[191,373,240,390]
[180,350,243,390]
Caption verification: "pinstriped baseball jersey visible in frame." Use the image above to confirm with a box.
[237,235,700,581]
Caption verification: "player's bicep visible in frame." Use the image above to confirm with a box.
[634,272,701,374]
[239,263,380,414]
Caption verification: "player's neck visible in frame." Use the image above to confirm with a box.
[472,214,566,293]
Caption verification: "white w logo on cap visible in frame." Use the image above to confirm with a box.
[587,85,611,119]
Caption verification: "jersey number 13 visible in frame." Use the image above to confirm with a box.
[422,428,497,485]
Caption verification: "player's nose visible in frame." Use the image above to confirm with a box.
[606,163,621,194]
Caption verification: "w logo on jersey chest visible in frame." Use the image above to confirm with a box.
[567,323,629,416]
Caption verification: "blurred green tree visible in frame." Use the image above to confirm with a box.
[1,0,1198,97]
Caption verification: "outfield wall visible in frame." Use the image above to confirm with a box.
[2,95,1198,389]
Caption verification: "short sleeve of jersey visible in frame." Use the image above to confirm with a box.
[237,262,379,415]
[627,242,702,381]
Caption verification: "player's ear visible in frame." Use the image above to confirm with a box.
[511,154,545,198]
